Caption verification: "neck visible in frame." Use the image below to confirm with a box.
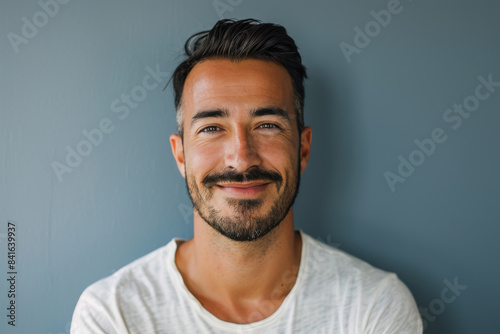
[175,208,302,320]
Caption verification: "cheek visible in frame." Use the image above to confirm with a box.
[257,140,298,171]
[186,142,221,176]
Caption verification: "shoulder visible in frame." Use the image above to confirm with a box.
[299,232,423,333]
[301,231,391,284]
[87,240,174,297]
[71,239,180,333]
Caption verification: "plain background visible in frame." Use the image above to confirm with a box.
[1,0,499,333]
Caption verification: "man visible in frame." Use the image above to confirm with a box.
[72,19,422,333]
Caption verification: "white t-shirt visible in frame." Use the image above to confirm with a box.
[71,231,422,333]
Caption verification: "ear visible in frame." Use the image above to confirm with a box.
[299,126,312,174]
[170,134,186,178]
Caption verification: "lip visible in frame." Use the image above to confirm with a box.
[216,182,271,196]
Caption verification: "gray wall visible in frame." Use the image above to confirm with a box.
[1,0,499,332]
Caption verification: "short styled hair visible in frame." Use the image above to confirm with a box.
[171,19,307,137]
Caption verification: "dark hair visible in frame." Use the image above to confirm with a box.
[170,19,307,137]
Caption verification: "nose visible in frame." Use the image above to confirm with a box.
[224,127,261,171]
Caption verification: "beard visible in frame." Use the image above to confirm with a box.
[185,159,301,242]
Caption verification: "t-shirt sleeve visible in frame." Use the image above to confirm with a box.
[70,285,127,334]
[363,274,423,334]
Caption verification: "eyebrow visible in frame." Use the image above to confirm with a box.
[190,106,290,129]
[190,109,229,128]
[250,107,290,120]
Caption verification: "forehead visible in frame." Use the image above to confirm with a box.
[181,59,294,116]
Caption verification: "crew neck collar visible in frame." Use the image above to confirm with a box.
[167,230,310,331]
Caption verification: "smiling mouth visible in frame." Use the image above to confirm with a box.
[216,182,271,196]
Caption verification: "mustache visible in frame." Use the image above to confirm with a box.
[202,166,283,188]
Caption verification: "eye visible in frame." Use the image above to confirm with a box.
[201,126,221,133]
[258,123,281,130]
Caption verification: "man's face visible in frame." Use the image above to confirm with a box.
[170,59,311,242]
